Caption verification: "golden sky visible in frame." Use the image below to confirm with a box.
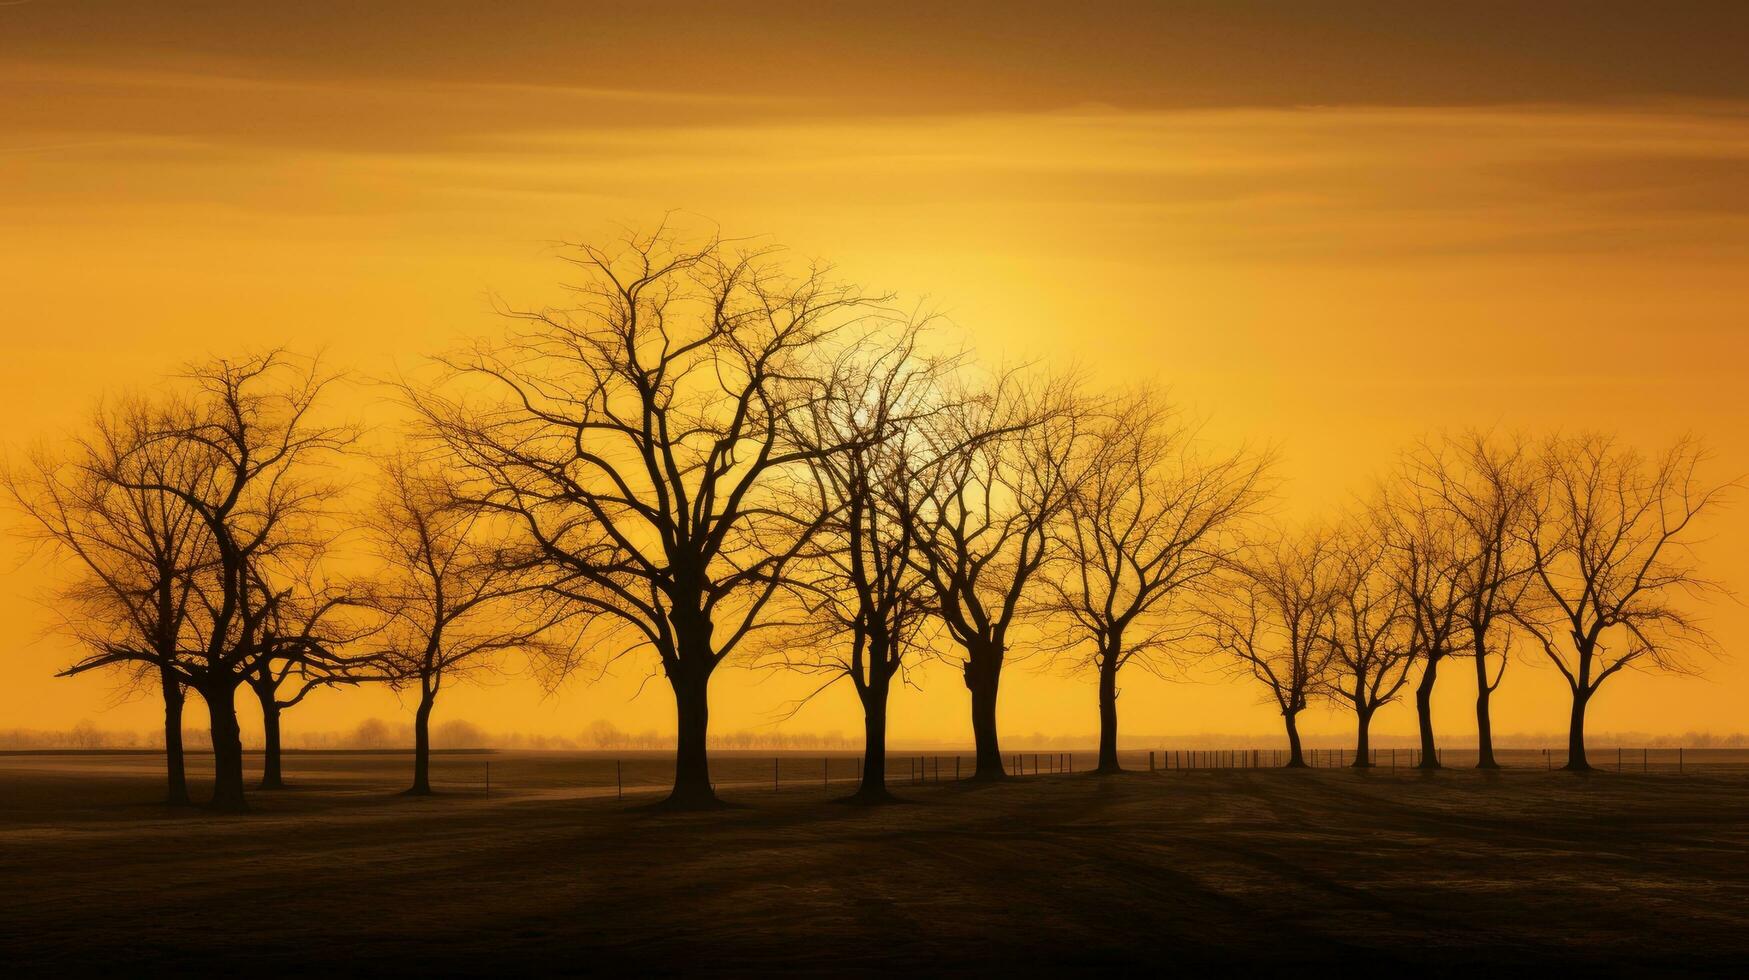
[3,2,1747,745]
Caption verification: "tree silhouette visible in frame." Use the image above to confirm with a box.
[1047,390,1268,774]
[1206,531,1338,767]
[5,396,214,805]
[902,370,1082,779]
[775,323,946,802]
[1516,434,1731,771]
[364,455,570,795]
[1378,477,1467,770]
[238,554,372,790]
[413,228,890,808]
[1321,518,1416,766]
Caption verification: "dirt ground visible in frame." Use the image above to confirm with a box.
[2,751,1747,976]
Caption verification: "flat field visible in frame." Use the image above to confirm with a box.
[2,750,1746,976]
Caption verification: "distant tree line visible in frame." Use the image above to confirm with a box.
[4,227,1733,811]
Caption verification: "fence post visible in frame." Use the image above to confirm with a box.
[616,759,622,800]
[775,757,779,792]
[1150,751,1155,772]
[1679,747,1683,774]
[956,756,960,780]
[1644,748,1648,772]
[1618,747,1622,772]
[485,761,491,797]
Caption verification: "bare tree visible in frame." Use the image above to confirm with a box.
[109,352,354,811]
[775,325,946,802]
[413,228,891,808]
[1320,518,1416,767]
[4,396,214,805]
[1047,391,1269,774]
[1516,434,1732,771]
[239,553,374,790]
[365,455,571,795]
[1409,432,1536,769]
[1206,531,1338,767]
[902,371,1084,780]
[1378,478,1468,770]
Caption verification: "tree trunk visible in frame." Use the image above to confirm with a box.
[964,650,1006,780]
[1283,709,1306,767]
[665,661,719,808]
[1474,642,1499,769]
[255,684,285,790]
[160,665,190,806]
[1415,654,1442,769]
[408,689,435,795]
[1352,703,1373,767]
[204,684,248,812]
[1095,653,1121,774]
[851,679,894,803]
[1564,686,1592,771]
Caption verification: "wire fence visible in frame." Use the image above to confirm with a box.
[410,751,1083,798]
[1144,746,1721,772]
[427,760,496,795]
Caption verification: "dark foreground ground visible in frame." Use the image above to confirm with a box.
[3,752,1747,977]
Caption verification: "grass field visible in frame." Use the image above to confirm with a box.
[3,751,1747,975]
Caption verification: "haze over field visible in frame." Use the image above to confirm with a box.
[4,1,1748,751]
